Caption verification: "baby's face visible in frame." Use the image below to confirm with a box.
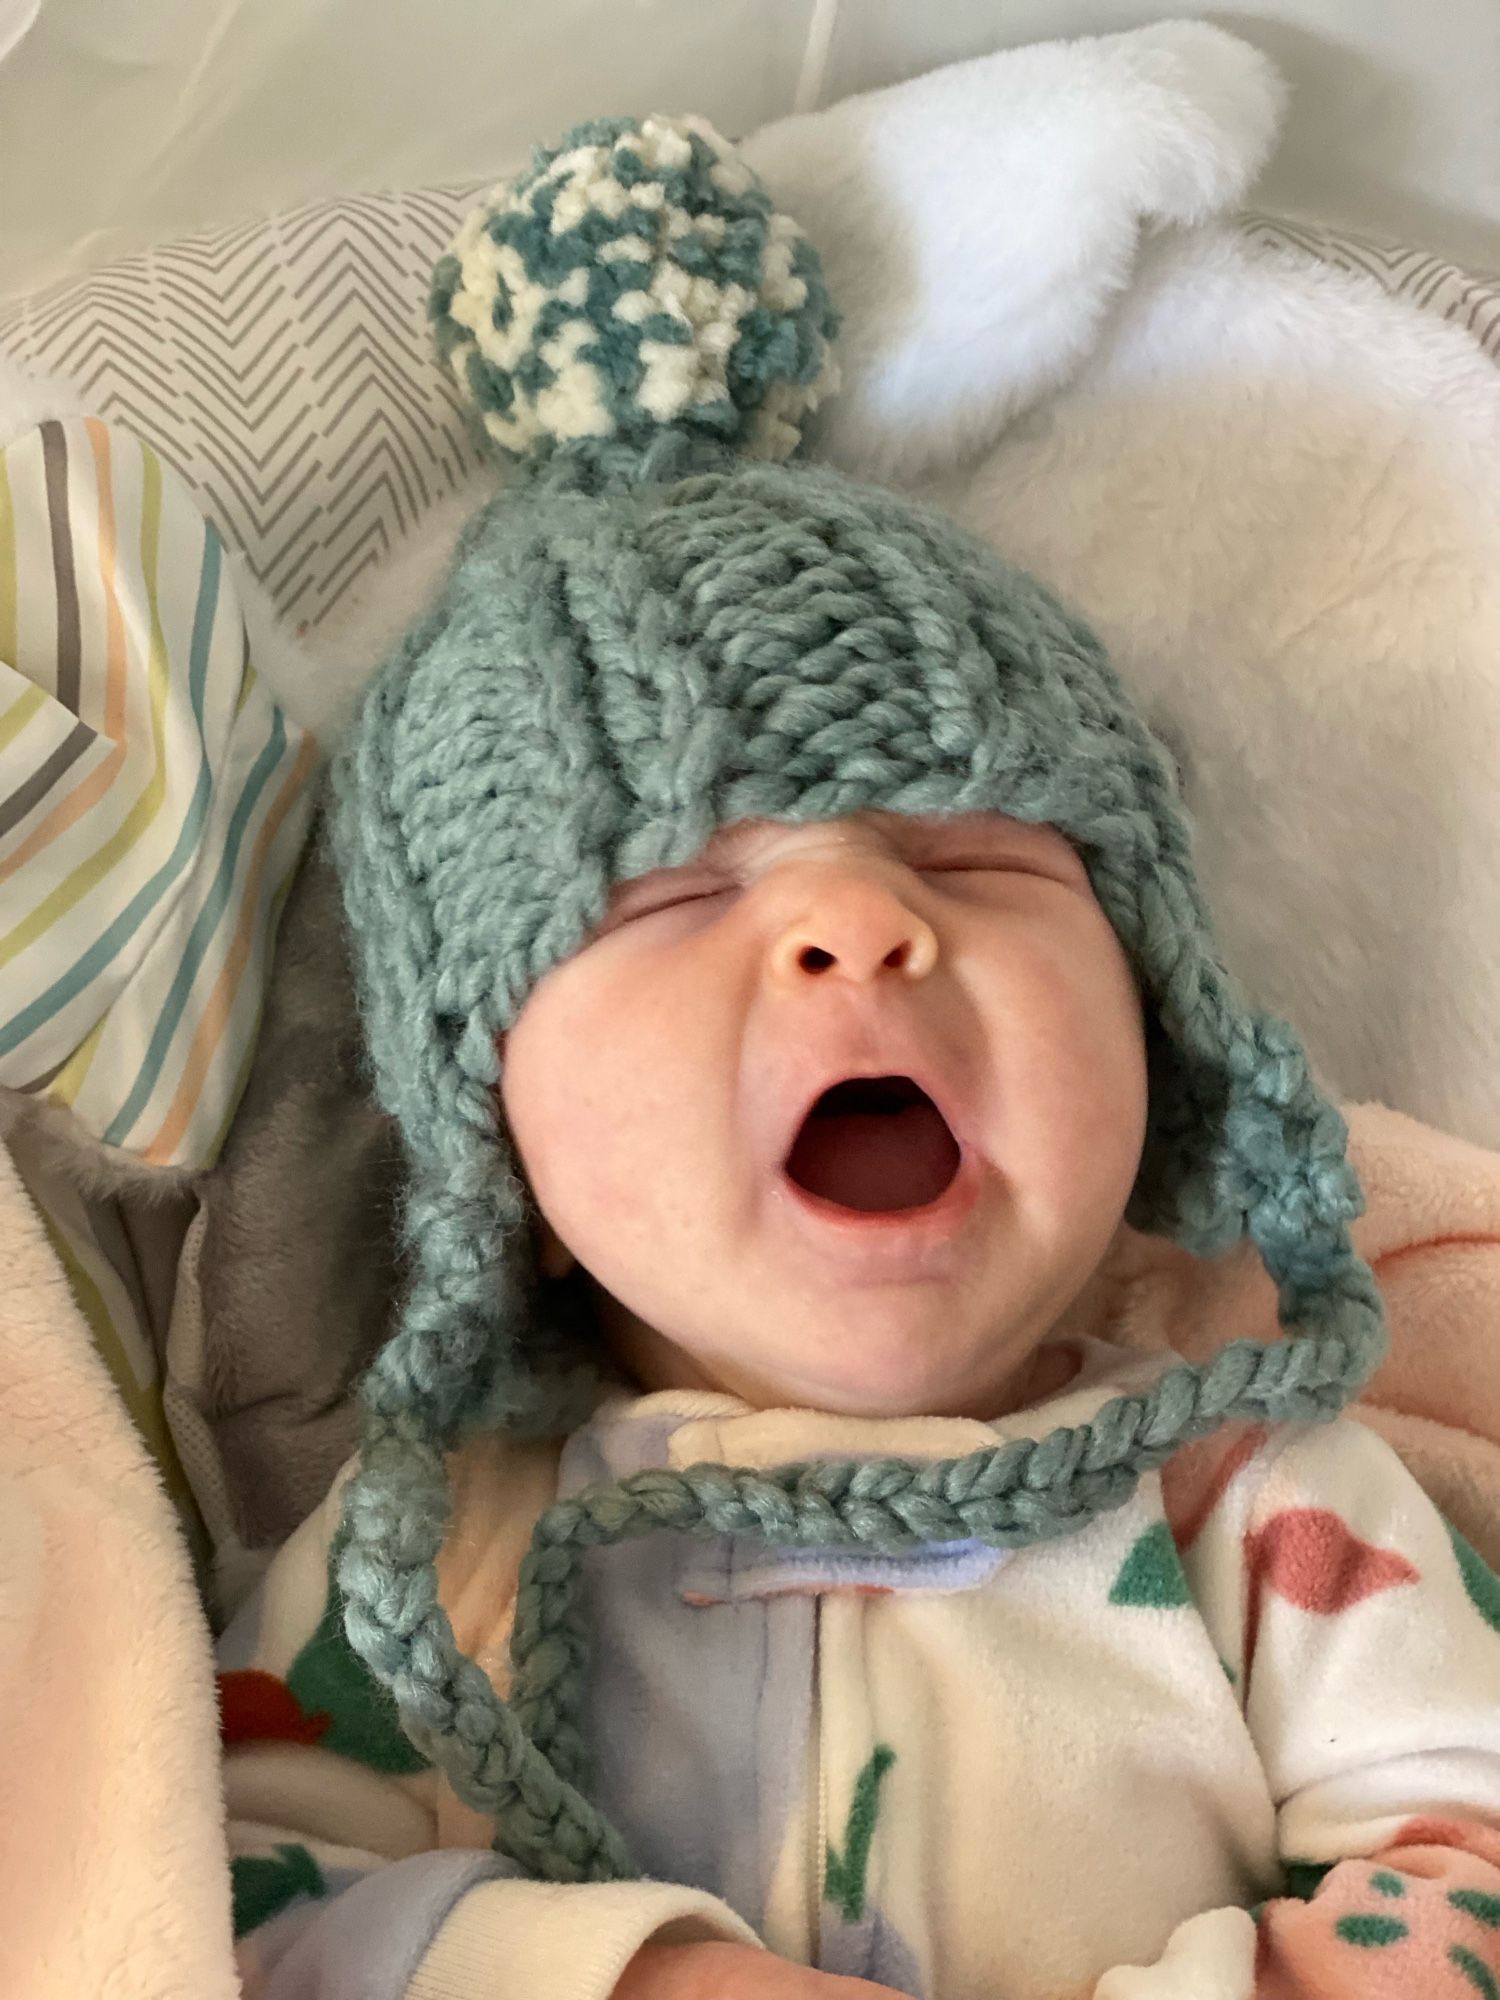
[502,810,1148,1419]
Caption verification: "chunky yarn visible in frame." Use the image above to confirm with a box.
[331,114,1388,1884]
[430,113,839,464]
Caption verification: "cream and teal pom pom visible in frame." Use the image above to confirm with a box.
[430,114,840,465]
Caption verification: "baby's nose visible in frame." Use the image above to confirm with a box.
[768,873,939,986]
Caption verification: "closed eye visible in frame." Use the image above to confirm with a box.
[627,886,733,918]
[916,859,1088,896]
[596,882,736,933]
[918,860,1031,876]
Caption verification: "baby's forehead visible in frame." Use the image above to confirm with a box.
[690,808,1072,866]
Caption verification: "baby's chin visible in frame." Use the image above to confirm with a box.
[707,1312,1056,1421]
[769,1333,1082,1422]
[594,1265,1072,1419]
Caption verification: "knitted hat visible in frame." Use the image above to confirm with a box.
[330,114,1385,1883]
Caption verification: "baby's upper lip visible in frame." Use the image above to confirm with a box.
[764,1033,975,1176]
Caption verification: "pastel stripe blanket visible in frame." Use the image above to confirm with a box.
[0,415,317,1171]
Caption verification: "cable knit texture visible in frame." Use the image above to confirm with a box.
[328,115,1385,1882]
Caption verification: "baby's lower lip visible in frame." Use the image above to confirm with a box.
[773,1153,984,1274]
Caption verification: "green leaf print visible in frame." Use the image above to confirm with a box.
[825,1745,897,1923]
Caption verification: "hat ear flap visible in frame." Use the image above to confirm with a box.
[1126,998,1234,1251]
[1221,1011,1375,1316]
[338,1308,630,1882]
[1131,998,1384,1419]
[362,1122,601,1449]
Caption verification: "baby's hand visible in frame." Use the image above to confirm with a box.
[613,1939,909,2000]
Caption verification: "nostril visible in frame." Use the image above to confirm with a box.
[796,940,917,974]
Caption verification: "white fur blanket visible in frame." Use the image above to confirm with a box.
[0,1146,236,1998]
[301,21,1500,1150]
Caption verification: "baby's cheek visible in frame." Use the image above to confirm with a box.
[517,1086,707,1285]
[999,929,1145,1141]
[519,1102,634,1244]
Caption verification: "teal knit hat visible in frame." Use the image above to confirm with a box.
[331,114,1385,1883]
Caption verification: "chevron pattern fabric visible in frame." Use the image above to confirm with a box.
[0,195,1496,632]
[1242,212,1500,360]
[0,185,491,630]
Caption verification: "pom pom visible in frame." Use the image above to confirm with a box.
[430,114,840,465]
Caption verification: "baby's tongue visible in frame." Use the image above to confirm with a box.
[785,1079,961,1213]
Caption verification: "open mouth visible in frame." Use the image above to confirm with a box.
[783,1075,963,1215]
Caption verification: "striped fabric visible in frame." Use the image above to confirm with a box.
[0,416,318,1170]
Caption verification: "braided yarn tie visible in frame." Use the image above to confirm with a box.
[504,1284,1381,1798]
[339,1241,1382,1882]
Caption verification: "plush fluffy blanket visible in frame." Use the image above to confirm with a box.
[0,1146,236,1998]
